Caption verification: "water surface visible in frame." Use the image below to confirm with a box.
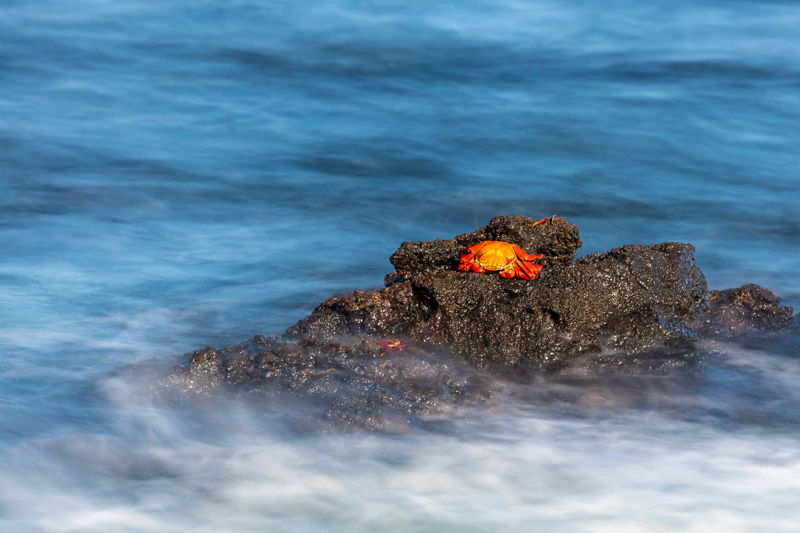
[1,0,799,530]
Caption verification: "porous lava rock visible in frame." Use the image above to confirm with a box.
[145,334,491,431]
[130,215,796,430]
[386,215,582,280]
[701,284,795,337]
[286,216,708,365]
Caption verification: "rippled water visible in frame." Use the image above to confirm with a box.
[1,0,799,530]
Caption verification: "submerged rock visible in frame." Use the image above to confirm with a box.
[702,284,795,337]
[147,334,492,431]
[131,215,794,429]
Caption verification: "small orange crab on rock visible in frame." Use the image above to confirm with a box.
[458,241,544,280]
[375,339,411,356]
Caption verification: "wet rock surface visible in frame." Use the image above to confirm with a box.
[702,284,795,337]
[125,216,795,430]
[141,334,492,431]
[286,216,708,365]
[387,215,582,278]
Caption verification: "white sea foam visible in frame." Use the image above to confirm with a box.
[2,359,800,533]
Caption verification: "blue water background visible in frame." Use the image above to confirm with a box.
[1,0,799,530]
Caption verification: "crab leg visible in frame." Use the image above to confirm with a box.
[527,264,544,278]
[516,257,544,279]
[458,241,489,272]
[531,216,556,227]
[514,260,536,279]
[461,241,488,258]
[511,244,542,262]
[511,245,544,277]
[499,264,516,279]
[512,263,532,280]
[458,254,476,272]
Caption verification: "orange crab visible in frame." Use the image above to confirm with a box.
[458,241,544,280]
[375,339,411,356]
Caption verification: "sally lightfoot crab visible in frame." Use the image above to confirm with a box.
[375,339,411,356]
[458,241,544,280]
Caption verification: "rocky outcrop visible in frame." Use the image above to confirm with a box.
[387,215,583,279]
[286,216,708,365]
[130,215,795,430]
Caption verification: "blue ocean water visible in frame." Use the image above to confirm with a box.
[1,0,799,530]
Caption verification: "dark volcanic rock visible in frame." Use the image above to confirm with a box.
[286,216,707,365]
[386,215,582,282]
[150,334,491,431]
[128,215,796,430]
[701,284,795,337]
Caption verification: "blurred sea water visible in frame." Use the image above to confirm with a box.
[1,0,799,530]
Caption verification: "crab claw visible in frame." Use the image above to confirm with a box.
[459,242,487,272]
[522,253,544,262]
[471,262,488,274]
[499,265,516,279]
